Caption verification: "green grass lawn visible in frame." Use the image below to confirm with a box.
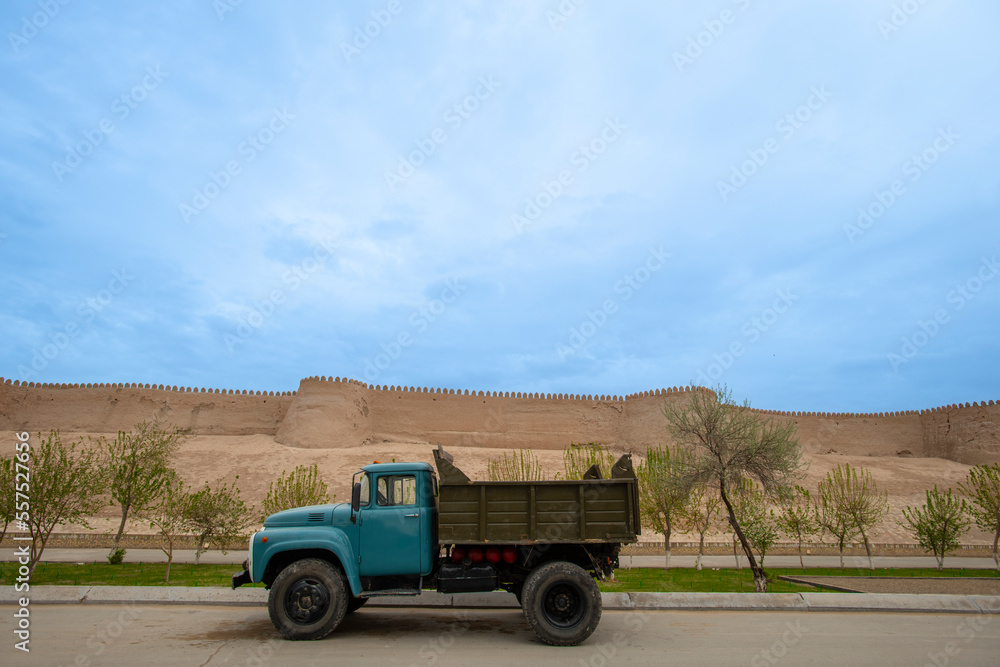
[0,561,265,588]
[600,566,1000,594]
[3,562,996,591]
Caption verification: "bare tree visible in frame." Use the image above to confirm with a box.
[663,385,804,592]
[100,420,185,560]
[680,482,722,571]
[261,464,332,521]
[487,450,545,482]
[637,444,693,569]
[817,463,887,570]
[816,476,861,569]
[958,463,1000,570]
[776,485,818,569]
[184,477,254,565]
[136,471,190,582]
[24,431,106,575]
[901,486,970,571]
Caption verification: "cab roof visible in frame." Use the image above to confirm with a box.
[361,461,434,474]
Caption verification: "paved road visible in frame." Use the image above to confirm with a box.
[3,605,997,666]
[13,548,1000,570]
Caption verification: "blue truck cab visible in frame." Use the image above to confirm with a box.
[238,462,437,600]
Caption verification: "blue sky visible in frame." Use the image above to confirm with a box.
[2,1,998,413]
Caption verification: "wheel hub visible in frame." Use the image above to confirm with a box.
[285,578,330,625]
[543,583,583,628]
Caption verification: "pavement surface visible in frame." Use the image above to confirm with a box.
[3,606,999,666]
[3,586,999,615]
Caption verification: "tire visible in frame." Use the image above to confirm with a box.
[268,558,349,641]
[346,596,369,614]
[521,561,602,646]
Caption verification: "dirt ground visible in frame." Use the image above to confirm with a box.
[16,431,993,547]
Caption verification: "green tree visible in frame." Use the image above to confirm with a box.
[136,471,191,582]
[901,486,970,571]
[24,431,106,575]
[184,477,254,565]
[637,444,693,569]
[816,475,861,569]
[100,420,185,559]
[0,456,14,544]
[487,450,544,482]
[817,463,887,570]
[663,385,804,592]
[776,485,818,569]
[563,442,616,480]
[730,477,779,568]
[958,463,1000,570]
[261,464,332,520]
[680,482,722,571]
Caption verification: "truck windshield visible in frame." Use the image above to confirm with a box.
[359,472,370,506]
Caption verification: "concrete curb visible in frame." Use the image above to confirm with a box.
[2,587,998,613]
[799,593,985,614]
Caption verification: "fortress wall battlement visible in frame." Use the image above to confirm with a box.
[1,376,996,463]
[0,377,294,436]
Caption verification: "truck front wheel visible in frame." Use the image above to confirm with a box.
[521,561,602,646]
[268,558,349,641]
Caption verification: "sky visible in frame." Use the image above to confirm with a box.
[1,1,998,414]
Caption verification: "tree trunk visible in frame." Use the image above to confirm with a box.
[935,552,943,571]
[993,531,999,571]
[111,507,129,558]
[798,538,805,570]
[165,553,173,583]
[28,524,56,578]
[696,531,705,571]
[664,529,672,570]
[860,528,875,571]
[733,535,741,569]
[195,535,206,565]
[719,480,767,592]
[838,543,845,570]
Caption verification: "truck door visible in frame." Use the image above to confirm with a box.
[358,473,422,576]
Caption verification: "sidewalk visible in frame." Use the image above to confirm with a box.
[1,586,998,615]
[9,549,999,570]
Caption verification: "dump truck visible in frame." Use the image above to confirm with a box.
[232,445,640,646]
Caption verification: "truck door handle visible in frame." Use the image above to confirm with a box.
[405,513,419,518]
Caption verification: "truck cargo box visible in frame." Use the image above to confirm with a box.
[433,445,640,545]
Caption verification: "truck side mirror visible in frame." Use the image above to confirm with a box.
[351,482,362,514]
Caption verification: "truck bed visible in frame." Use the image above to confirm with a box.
[433,447,640,545]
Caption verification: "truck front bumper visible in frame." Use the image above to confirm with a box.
[231,560,252,589]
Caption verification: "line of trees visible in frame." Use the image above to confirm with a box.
[484,385,1000,585]
[0,423,333,581]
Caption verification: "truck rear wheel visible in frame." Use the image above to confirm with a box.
[521,561,602,646]
[268,558,348,641]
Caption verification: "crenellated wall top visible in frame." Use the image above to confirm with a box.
[0,378,296,397]
[2,375,996,416]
